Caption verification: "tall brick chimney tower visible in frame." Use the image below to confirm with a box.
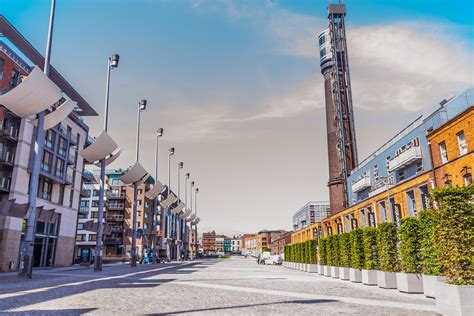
[318,1,358,215]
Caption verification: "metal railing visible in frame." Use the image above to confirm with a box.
[0,151,14,165]
[352,174,372,193]
[107,203,125,210]
[0,177,11,191]
[388,146,422,172]
[1,126,19,140]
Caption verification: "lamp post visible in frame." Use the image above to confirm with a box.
[194,187,199,259]
[167,147,175,260]
[94,53,119,272]
[20,0,56,278]
[184,172,190,258]
[131,99,147,267]
[189,180,194,258]
[177,162,183,260]
[152,128,163,264]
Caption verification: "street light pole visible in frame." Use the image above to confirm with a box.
[95,53,119,272]
[167,147,174,260]
[20,0,56,278]
[184,172,190,259]
[131,100,147,267]
[177,162,183,260]
[195,187,199,259]
[152,128,163,264]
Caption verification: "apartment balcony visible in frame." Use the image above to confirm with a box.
[0,151,14,167]
[106,214,124,221]
[105,237,122,245]
[352,174,372,193]
[67,152,75,165]
[107,191,125,199]
[83,170,95,182]
[388,146,422,172]
[0,177,11,192]
[80,188,91,198]
[79,205,90,215]
[111,226,123,233]
[107,202,125,210]
[0,126,19,142]
[65,173,74,184]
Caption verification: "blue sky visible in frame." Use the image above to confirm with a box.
[1,0,473,233]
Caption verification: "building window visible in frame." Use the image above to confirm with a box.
[379,201,388,223]
[405,190,417,216]
[439,142,448,164]
[77,223,84,230]
[39,178,53,200]
[419,185,429,210]
[58,137,67,157]
[93,189,99,197]
[398,170,405,181]
[464,174,472,186]
[416,161,423,173]
[55,158,64,178]
[45,129,54,149]
[359,209,366,228]
[91,212,98,219]
[0,57,4,81]
[76,234,85,241]
[92,200,99,207]
[138,200,142,206]
[89,234,97,241]
[457,131,468,155]
[9,69,21,88]
[42,151,51,172]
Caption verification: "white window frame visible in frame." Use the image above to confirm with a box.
[457,131,468,155]
[439,142,448,164]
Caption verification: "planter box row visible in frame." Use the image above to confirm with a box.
[283,262,450,299]
[283,262,473,315]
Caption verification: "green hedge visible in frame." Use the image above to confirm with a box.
[399,217,422,273]
[363,227,379,270]
[308,240,317,264]
[339,233,351,268]
[350,229,364,269]
[419,209,441,275]
[432,185,473,285]
[328,235,340,267]
[319,238,327,265]
[377,222,400,272]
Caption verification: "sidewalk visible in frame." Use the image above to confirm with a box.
[0,262,124,278]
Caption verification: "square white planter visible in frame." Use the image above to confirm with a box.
[423,275,446,298]
[324,265,331,277]
[339,267,350,280]
[435,282,474,316]
[349,268,362,283]
[308,264,318,273]
[377,271,397,289]
[331,266,340,278]
[362,269,378,285]
[396,273,424,294]
[318,265,325,275]
[302,263,307,271]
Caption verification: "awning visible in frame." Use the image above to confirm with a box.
[0,199,16,216]
[136,174,151,186]
[83,220,99,232]
[0,66,62,118]
[94,148,122,167]
[37,207,56,223]
[144,181,166,199]
[180,208,191,219]
[119,162,148,185]
[32,99,76,130]
[160,193,177,209]
[171,202,185,214]
[79,131,118,163]
[10,202,30,218]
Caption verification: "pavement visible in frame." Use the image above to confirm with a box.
[0,257,437,315]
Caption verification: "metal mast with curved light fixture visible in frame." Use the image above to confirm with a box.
[166,147,175,260]
[152,128,163,264]
[94,53,119,272]
[131,99,147,267]
[194,187,199,258]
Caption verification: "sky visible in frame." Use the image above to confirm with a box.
[1,0,473,235]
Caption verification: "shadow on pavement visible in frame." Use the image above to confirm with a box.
[0,260,217,312]
[147,299,338,315]
[0,308,97,315]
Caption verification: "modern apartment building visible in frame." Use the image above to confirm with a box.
[292,201,329,231]
[0,18,97,272]
[202,231,216,255]
[74,170,100,262]
[290,89,473,242]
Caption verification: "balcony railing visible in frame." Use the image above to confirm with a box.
[67,152,75,165]
[0,151,14,166]
[107,203,125,210]
[106,215,124,221]
[105,237,122,245]
[79,206,90,213]
[0,126,19,141]
[352,174,372,193]
[107,191,124,199]
[0,177,11,191]
[111,226,123,233]
[388,146,422,172]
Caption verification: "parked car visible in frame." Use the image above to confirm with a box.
[264,255,282,265]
